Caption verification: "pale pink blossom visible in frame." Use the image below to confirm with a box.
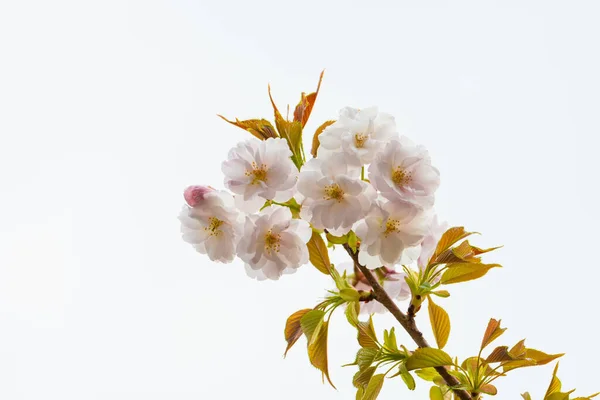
[237,206,312,280]
[368,137,440,208]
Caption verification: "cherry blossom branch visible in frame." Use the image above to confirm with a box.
[341,243,472,400]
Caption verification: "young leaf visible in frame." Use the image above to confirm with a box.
[307,231,331,274]
[481,319,507,350]
[433,227,476,260]
[441,263,501,284]
[399,364,416,390]
[284,308,312,356]
[431,290,450,298]
[353,366,377,388]
[357,317,379,349]
[428,298,451,349]
[486,346,513,363]
[307,320,335,388]
[525,348,564,365]
[479,384,498,395]
[311,120,336,158]
[217,115,278,140]
[362,374,385,400]
[340,288,361,302]
[293,70,324,128]
[346,301,360,327]
[544,363,562,398]
[430,386,445,400]
[415,368,442,382]
[521,393,532,400]
[300,309,325,342]
[405,348,454,371]
[267,85,304,167]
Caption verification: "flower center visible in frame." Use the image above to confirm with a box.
[354,133,368,148]
[204,217,224,237]
[246,162,268,185]
[392,167,412,187]
[264,230,281,254]
[324,184,345,202]
[383,218,401,237]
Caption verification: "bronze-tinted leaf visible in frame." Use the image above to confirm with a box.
[293,70,324,127]
[522,393,532,400]
[524,348,564,366]
[441,263,501,285]
[310,120,336,157]
[307,319,335,388]
[432,227,475,260]
[300,309,325,342]
[307,231,331,274]
[357,317,379,349]
[509,339,527,358]
[217,115,278,140]
[486,346,513,363]
[405,348,453,371]
[353,366,376,388]
[428,298,451,349]
[544,363,562,398]
[284,308,312,356]
[480,384,498,395]
[481,318,507,350]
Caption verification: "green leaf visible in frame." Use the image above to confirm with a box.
[293,70,324,128]
[306,319,335,388]
[399,364,416,390]
[441,263,501,284]
[362,374,385,400]
[346,301,360,327]
[348,231,359,252]
[340,288,361,302]
[405,348,454,371]
[217,115,278,140]
[284,308,312,356]
[431,290,450,298]
[415,368,441,382]
[428,298,451,349]
[356,347,380,370]
[326,232,348,245]
[481,319,507,350]
[383,327,398,352]
[430,386,445,400]
[307,231,331,274]
[300,310,325,343]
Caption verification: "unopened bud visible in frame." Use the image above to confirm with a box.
[183,185,215,207]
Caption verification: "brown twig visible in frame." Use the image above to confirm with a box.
[342,243,472,400]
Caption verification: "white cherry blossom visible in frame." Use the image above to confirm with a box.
[237,206,312,280]
[318,107,398,165]
[297,153,375,235]
[417,214,449,270]
[355,200,430,269]
[222,137,298,212]
[179,187,242,263]
[368,137,440,208]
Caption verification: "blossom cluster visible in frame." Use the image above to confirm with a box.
[179,106,443,309]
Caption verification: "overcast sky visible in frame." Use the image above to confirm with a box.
[1,1,599,399]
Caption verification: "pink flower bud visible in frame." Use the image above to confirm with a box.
[183,185,215,207]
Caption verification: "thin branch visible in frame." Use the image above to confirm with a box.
[342,243,472,400]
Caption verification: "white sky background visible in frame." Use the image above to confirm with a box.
[1,0,599,398]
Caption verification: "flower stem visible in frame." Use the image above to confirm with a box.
[341,243,472,400]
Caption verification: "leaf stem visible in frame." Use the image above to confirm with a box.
[341,242,472,400]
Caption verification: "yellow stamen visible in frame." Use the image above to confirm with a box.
[392,167,412,187]
[264,230,281,254]
[245,162,268,185]
[324,184,345,202]
[204,217,224,237]
[354,133,368,148]
[383,219,401,237]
